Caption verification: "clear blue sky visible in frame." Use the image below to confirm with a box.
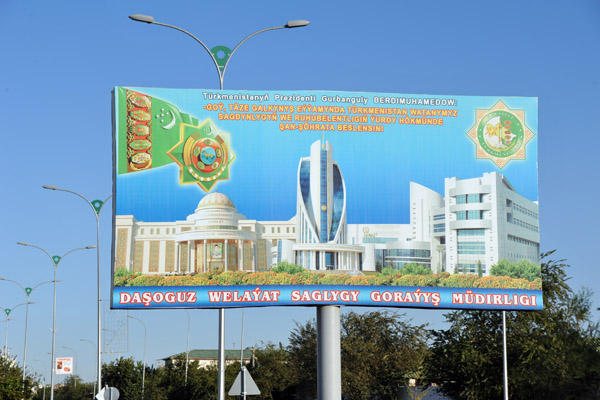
[1,0,599,385]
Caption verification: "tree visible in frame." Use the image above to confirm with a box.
[102,357,164,400]
[0,355,37,400]
[288,311,430,400]
[272,261,304,274]
[288,319,318,400]
[490,258,541,281]
[249,344,296,399]
[53,375,94,400]
[401,263,433,275]
[426,252,600,400]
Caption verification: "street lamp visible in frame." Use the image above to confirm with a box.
[80,339,97,398]
[1,302,29,355]
[128,15,309,399]
[62,346,78,386]
[33,359,48,400]
[17,242,95,400]
[0,277,53,388]
[42,185,111,395]
[128,14,310,90]
[127,315,147,400]
[185,310,190,385]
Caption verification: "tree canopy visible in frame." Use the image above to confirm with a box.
[282,310,430,400]
[0,355,37,400]
[426,252,600,400]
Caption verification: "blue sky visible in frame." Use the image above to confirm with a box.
[1,0,599,385]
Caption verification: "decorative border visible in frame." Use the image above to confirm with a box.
[126,90,153,172]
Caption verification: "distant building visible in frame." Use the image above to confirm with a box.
[162,349,254,369]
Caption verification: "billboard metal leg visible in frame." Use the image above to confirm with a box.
[503,311,509,400]
[218,308,226,400]
[317,305,341,400]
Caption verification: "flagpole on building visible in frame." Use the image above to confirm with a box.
[128,15,310,400]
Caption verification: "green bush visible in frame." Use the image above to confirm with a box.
[271,261,305,274]
[490,259,541,281]
[401,263,433,275]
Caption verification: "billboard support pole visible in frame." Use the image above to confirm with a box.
[217,308,226,400]
[317,305,341,400]
[502,311,509,400]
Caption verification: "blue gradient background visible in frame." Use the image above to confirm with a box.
[115,88,538,224]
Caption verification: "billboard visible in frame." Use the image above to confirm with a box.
[112,87,541,311]
[56,357,73,375]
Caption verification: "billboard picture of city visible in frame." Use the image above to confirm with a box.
[112,87,541,310]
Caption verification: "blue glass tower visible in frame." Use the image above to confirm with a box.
[296,138,347,245]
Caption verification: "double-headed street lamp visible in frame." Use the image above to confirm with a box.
[42,185,111,395]
[17,242,95,400]
[1,302,29,354]
[128,15,309,400]
[129,14,310,90]
[127,315,147,400]
[0,277,54,388]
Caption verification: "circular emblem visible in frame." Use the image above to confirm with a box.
[183,132,229,182]
[477,110,524,158]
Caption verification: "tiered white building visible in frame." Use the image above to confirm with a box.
[114,139,540,276]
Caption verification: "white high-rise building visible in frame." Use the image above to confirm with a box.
[443,172,540,275]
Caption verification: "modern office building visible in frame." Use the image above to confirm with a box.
[443,172,540,275]
[114,140,540,277]
[289,138,363,271]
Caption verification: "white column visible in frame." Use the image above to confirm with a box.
[204,240,208,273]
[224,240,229,271]
[253,242,258,272]
[238,239,244,271]
[190,241,196,273]
[187,240,192,273]
[175,242,180,273]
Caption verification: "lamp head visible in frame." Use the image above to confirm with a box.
[285,20,310,28]
[17,242,29,246]
[129,14,155,24]
[85,246,97,249]
[42,185,57,190]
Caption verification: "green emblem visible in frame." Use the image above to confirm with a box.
[467,100,534,168]
[167,119,235,192]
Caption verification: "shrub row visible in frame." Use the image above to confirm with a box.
[115,270,542,290]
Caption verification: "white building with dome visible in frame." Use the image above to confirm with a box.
[114,192,296,274]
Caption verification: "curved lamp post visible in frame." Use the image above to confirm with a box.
[62,346,78,386]
[33,359,48,400]
[1,302,29,355]
[0,277,53,388]
[185,310,190,385]
[127,315,147,400]
[129,14,309,90]
[17,242,95,400]
[80,339,97,398]
[42,185,110,395]
[128,15,309,399]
